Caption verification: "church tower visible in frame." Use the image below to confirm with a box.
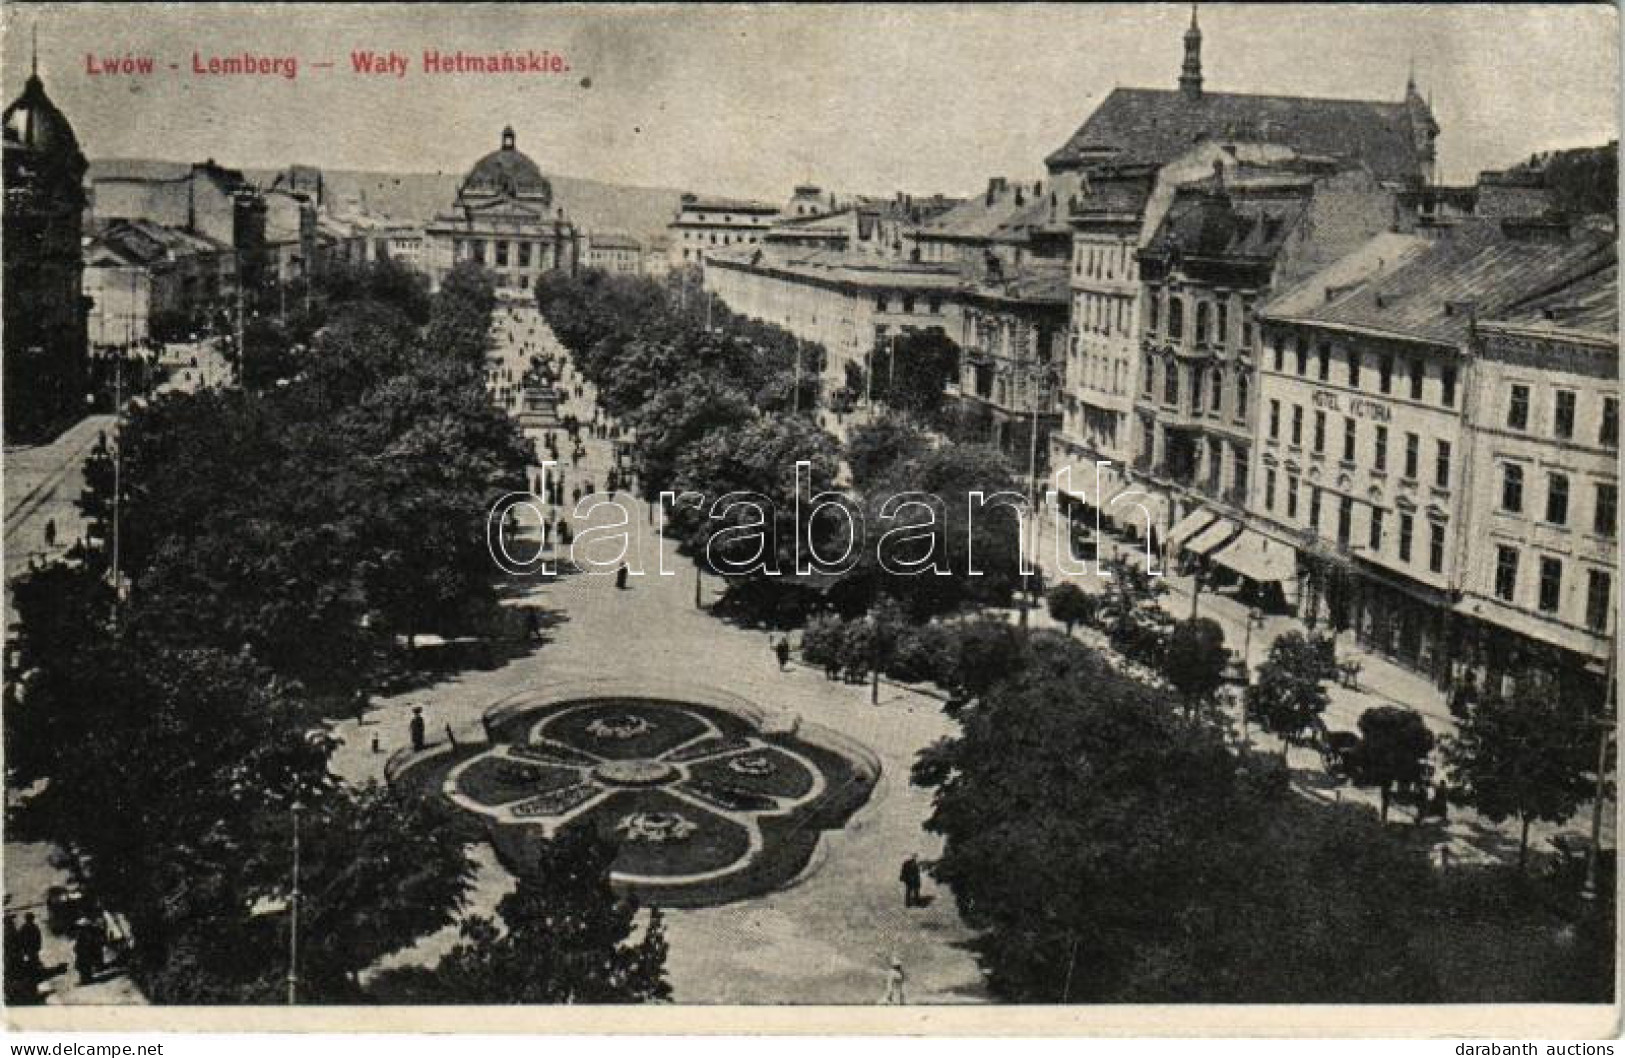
[1179,5,1204,101]
[1404,63,1440,186]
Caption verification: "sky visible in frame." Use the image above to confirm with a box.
[3,3,1618,199]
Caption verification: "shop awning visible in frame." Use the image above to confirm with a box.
[1107,487,1167,538]
[1211,530,1297,583]
[1167,508,1218,552]
[1185,518,1240,557]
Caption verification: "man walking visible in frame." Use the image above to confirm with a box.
[879,957,906,1005]
[775,636,791,672]
[900,854,922,908]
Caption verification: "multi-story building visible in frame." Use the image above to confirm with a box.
[3,59,89,440]
[1253,218,1614,682]
[1136,157,1402,564]
[1043,6,1437,529]
[667,194,780,268]
[83,219,234,345]
[423,126,581,292]
[956,263,1069,474]
[586,232,644,275]
[1455,264,1617,703]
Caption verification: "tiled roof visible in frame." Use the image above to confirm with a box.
[679,195,780,213]
[915,190,1064,244]
[1045,87,1428,186]
[588,232,642,250]
[1260,221,1616,346]
[1484,264,1618,341]
[1145,185,1310,264]
[706,246,963,291]
[966,261,1071,305]
[1260,232,1430,320]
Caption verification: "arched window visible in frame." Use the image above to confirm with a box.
[1148,290,1161,334]
[1195,301,1211,344]
[1210,367,1224,412]
[1236,372,1249,417]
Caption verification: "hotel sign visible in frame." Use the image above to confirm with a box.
[1312,389,1393,423]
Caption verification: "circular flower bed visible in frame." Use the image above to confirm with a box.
[586,715,653,741]
[616,811,698,843]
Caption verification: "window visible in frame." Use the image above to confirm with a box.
[1404,432,1419,479]
[1318,344,1331,381]
[1343,417,1357,462]
[1291,405,1303,446]
[1429,521,1445,574]
[1337,496,1352,547]
[902,295,915,314]
[1210,368,1223,412]
[1287,476,1300,519]
[518,241,532,267]
[1587,570,1612,632]
[1272,336,1284,372]
[1168,297,1184,340]
[1494,546,1518,602]
[1554,390,1576,440]
[1441,365,1457,407]
[1502,464,1524,513]
[1268,399,1281,441]
[1409,358,1423,400]
[1538,556,1563,613]
[1348,351,1361,388]
[1191,369,1204,412]
[1369,507,1384,552]
[1295,339,1308,376]
[1241,305,1254,348]
[1603,397,1619,447]
[1236,374,1249,419]
[1596,483,1617,537]
[1309,487,1323,530]
[1399,512,1414,563]
[1379,355,1394,394]
[1374,424,1388,472]
[1265,468,1277,510]
[1546,473,1569,525]
[929,297,942,314]
[1217,302,1229,345]
[1435,440,1451,488]
[1164,361,1179,405]
[1142,355,1154,396]
[1313,410,1327,453]
[471,240,486,264]
[495,240,509,266]
[1196,302,1210,344]
[1147,291,1160,334]
[1508,384,1530,430]
[877,293,890,312]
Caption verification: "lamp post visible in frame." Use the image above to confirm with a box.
[1017,360,1054,631]
[1240,606,1265,748]
[1584,646,1616,902]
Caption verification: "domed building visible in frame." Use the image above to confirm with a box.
[424,126,579,293]
[3,57,90,442]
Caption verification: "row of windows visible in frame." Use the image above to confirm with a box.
[1505,382,1619,447]
[455,238,555,269]
[1498,464,1617,535]
[1076,240,1134,282]
[876,293,943,314]
[1265,402,1452,486]
[1075,291,1130,336]
[1262,470,1449,573]
[682,231,761,247]
[1145,289,1256,349]
[1493,547,1613,632]
[1270,336,1459,408]
[1141,355,1251,421]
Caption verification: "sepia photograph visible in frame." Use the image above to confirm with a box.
[0,0,1619,1039]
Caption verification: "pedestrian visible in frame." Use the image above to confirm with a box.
[615,563,629,590]
[880,957,906,1005]
[17,912,40,983]
[775,636,791,671]
[43,519,56,548]
[525,608,543,643]
[73,917,102,985]
[409,706,426,752]
[445,723,457,748]
[900,854,922,907]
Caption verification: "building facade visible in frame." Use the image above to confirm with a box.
[1253,219,1614,683]
[3,63,89,440]
[423,126,580,292]
[1455,265,1618,702]
[667,194,780,268]
[585,232,644,274]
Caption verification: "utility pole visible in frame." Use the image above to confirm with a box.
[1585,646,1616,901]
[1020,363,1044,631]
[287,800,302,1005]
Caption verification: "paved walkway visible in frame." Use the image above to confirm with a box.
[334,303,986,1004]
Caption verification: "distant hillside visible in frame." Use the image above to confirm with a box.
[93,159,688,244]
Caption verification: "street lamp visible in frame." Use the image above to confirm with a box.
[1017,359,1055,631]
[287,799,303,1006]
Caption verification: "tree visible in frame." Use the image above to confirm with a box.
[846,417,931,490]
[871,329,960,422]
[1356,706,1436,822]
[1162,618,1229,716]
[1045,582,1095,636]
[800,612,845,678]
[368,828,670,1003]
[1443,674,1598,869]
[1245,632,1331,754]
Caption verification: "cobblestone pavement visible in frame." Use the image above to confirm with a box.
[333,303,987,1004]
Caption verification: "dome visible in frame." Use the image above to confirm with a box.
[459,126,551,205]
[3,74,83,160]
